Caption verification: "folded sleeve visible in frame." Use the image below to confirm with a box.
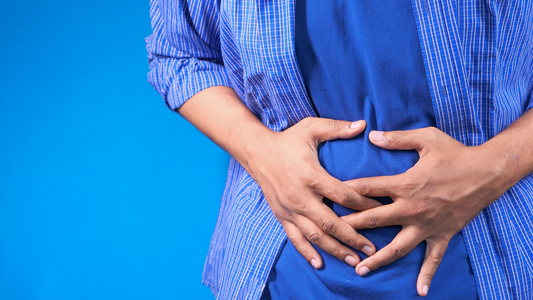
[145,0,232,111]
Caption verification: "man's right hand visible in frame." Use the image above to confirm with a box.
[244,117,381,268]
[180,87,379,268]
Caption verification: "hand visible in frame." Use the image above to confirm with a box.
[341,127,510,296]
[245,117,381,269]
[179,88,380,269]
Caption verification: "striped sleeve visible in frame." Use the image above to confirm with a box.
[145,0,232,111]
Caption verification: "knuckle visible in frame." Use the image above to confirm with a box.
[431,256,442,267]
[286,232,297,241]
[307,231,322,244]
[285,191,299,203]
[300,171,320,189]
[284,227,301,242]
[386,131,403,145]
[405,203,425,218]
[330,247,343,259]
[333,189,350,205]
[425,273,434,281]
[356,180,370,195]
[425,127,440,140]
[399,181,416,192]
[364,212,378,228]
[277,212,294,223]
[346,235,365,249]
[320,219,337,234]
[286,234,300,246]
[300,117,314,128]
[428,126,439,134]
[307,177,321,190]
[391,244,408,259]
[370,260,383,270]
[331,120,344,131]
[283,191,306,213]
[396,181,418,198]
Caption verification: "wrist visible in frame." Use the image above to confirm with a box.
[476,141,519,196]
[475,109,533,195]
[227,120,277,175]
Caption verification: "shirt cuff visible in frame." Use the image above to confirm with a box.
[148,56,233,112]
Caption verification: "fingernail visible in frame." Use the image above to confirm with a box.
[350,120,363,129]
[344,255,357,267]
[358,266,370,276]
[362,246,373,256]
[423,285,429,296]
[311,259,320,269]
[369,131,383,142]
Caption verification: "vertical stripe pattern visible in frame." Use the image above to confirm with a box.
[146,0,533,299]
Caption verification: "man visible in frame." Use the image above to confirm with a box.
[146,0,533,298]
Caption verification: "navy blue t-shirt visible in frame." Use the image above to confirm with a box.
[262,1,478,299]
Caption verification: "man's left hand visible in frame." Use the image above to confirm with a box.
[342,127,510,297]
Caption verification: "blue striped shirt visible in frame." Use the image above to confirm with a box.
[146,0,533,299]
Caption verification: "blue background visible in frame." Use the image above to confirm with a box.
[0,1,228,299]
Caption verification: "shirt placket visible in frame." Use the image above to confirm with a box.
[410,0,507,299]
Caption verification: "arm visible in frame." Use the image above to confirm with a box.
[146,0,379,268]
[146,0,232,110]
[342,109,533,296]
[179,86,380,268]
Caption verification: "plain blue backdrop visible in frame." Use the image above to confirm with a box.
[0,1,228,299]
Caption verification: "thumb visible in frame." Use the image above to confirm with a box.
[368,127,439,151]
[299,117,366,143]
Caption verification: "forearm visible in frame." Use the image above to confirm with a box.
[178,86,272,174]
[178,85,382,268]
[339,108,533,296]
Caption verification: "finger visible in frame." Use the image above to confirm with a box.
[314,168,382,210]
[305,204,377,258]
[298,117,367,143]
[283,221,323,269]
[356,227,422,276]
[368,127,439,152]
[341,204,405,230]
[417,239,449,297]
[344,175,401,198]
[296,216,367,267]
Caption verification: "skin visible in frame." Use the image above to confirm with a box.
[179,86,381,269]
[342,113,533,296]
[179,85,533,296]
